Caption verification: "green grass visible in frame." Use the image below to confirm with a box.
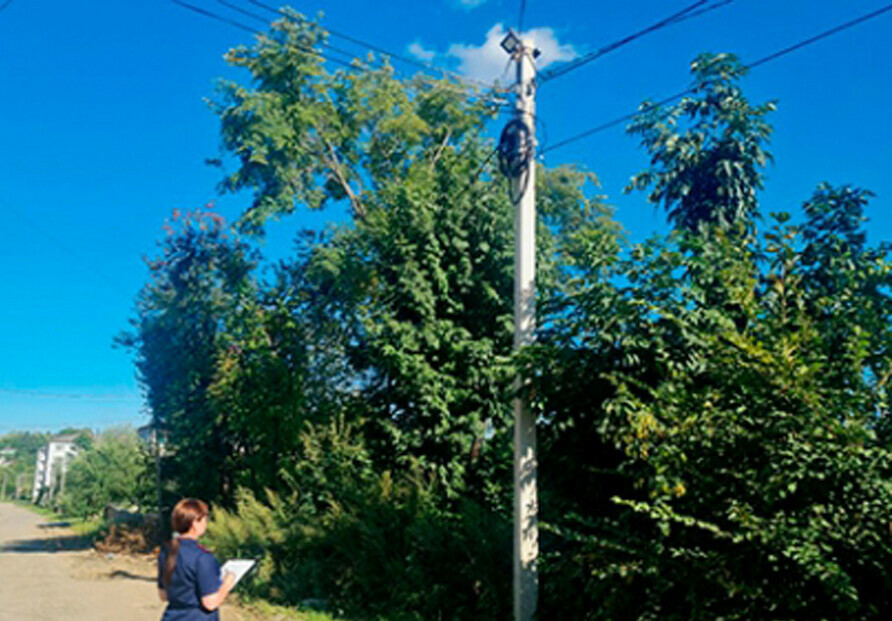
[11,500,104,539]
[12,499,58,519]
[235,599,351,621]
[69,516,103,538]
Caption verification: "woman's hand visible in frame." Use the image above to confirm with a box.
[201,572,236,611]
[222,571,236,590]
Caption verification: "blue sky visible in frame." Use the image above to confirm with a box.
[1,0,890,433]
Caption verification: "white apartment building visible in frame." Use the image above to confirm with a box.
[31,434,80,503]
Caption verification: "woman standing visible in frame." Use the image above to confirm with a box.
[157,499,235,620]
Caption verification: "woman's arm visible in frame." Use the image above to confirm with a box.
[158,589,168,602]
[200,572,235,611]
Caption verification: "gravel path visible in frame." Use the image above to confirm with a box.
[0,502,166,621]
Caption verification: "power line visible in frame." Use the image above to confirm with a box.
[518,0,528,33]
[248,0,433,71]
[678,0,734,23]
[541,3,892,154]
[542,88,693,154]
[210,0,384,69]
[539,0,733,83]
[0,388,135,403]
[176,0,502,104]
[747,3,892,70]
[173,0,256,34]
[244,0,497,90]
[177,0,511,120]
[0,1,14,16]
[171,0,363,71]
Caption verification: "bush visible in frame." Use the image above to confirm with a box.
[205,418,512,620]
[56,428,154,519]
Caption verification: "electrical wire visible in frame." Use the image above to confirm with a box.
[518,0,528,34]
[677,0,734,23]
[541,88,692,155]
[541,3,892,155]
[747,3,892,70]
[176,1,508,111]
[171,0,364,71]
[210,0,381,68]
[0,1,14,16]
[539,0,732,83]
[243,0,499,90]
[173,0,257,34]
[247,0,434,71]
[0,388,135,402]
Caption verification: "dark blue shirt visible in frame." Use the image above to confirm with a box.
[157,538,222,621]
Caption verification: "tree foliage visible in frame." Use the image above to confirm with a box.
[57,428,153,519]
[626,54,774,233]
[532,57,892,620]
[118,208,261,504]
[0,431,48,500]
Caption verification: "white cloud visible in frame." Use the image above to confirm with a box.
[407,41,436,63]
[446,23,578,85]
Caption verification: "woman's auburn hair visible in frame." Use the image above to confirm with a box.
[163,498,209,587]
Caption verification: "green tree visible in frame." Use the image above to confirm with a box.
[58,428,153,519]
[533,55,892,620]
[0,431,49,500]
[626,53,774,233]
[213,7,494,233]
[118,208,260,505]
[209,11,607,503]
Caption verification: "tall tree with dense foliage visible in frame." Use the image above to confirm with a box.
[119,209,260,504]
[533,56,892,620]
[208,9,605,503]
[626,53,774,233]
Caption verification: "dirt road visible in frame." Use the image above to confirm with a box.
[0,502,166,621]
[0,503,271,621]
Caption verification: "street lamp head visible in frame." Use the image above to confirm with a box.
[501,29,521,55]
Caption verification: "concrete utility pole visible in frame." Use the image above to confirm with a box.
[500,29,539,621]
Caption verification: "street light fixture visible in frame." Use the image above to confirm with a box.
[501,29,522,56]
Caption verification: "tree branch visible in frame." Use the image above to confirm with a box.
[429,128,453,172]
[322,137,365,219]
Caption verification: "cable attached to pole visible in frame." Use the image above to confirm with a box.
[498,118,534,202]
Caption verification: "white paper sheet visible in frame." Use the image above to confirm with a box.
[220,559,257,587]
